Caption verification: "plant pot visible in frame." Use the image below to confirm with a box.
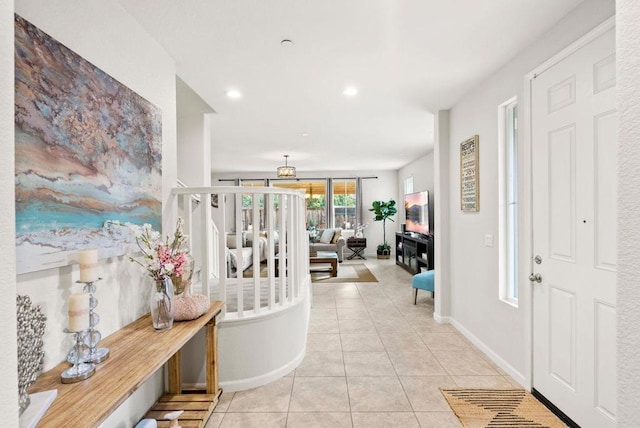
[377,248,391,260]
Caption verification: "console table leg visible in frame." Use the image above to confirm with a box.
[206,317,220,395]
[168,350,181,394]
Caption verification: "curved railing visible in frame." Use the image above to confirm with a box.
[171,186,310,318]
[171,186,311,391]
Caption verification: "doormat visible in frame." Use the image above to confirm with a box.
[441,389,566,428]
[312,263,378,283]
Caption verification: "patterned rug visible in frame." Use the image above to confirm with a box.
[311,263,378,283]
[441,389,566,428]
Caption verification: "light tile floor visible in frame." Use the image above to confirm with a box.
[205,258,520,428]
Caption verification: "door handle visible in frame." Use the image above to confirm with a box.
[529,273,542,283]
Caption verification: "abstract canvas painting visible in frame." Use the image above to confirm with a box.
[14,15,162,274]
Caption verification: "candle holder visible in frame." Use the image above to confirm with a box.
[67,278,109,364]
[61,329,95,383]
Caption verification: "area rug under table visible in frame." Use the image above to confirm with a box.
[441,389,566,428]
[311,263,378,283]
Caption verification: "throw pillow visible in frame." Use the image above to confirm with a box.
[257,230,279,243]
[331,229,342,244]
[319,228,334,244]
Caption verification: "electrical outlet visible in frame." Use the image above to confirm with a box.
[485,234,494,247]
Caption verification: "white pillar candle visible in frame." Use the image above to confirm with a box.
[68,292,90,332]
[79,249,99,282]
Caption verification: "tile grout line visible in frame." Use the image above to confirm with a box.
[366,286,421,425]
[336,286,355,427]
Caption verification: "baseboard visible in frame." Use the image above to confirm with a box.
[433,313,451,324]
[448,317,527,388]
[184,346,306,393]
[218,346,306,392]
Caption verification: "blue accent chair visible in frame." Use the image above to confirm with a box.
[412,270,434,304]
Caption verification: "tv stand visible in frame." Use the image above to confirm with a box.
[396,232,433,274]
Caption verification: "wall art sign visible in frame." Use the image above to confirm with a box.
[460,135,480,212]
[14,15,162,274]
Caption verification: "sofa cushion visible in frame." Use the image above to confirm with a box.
[228,247,253,271]
[259,230,279,243]
[319,228,335,244]
[312,243,338,253]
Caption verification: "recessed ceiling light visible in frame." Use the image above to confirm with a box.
[343,86,358,97]
[302,133,309,137]
[281,39,294,48]
[226,89,242,99]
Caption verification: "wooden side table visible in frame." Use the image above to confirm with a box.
[346,237,367,260]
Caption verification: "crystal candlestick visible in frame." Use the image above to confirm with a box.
[67,278,110,364]
[61,329,95,383]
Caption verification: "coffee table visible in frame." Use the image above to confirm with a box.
[310,251,339,277]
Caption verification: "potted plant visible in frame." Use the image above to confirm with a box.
[369,200,397,259]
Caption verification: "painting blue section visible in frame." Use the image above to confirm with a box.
[17,203,161,232]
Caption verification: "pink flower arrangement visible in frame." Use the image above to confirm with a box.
[108,219,189,281]
[157,245,188,277]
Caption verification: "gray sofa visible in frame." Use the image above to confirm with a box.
[309,228,346,262]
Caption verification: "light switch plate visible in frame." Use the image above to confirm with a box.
[485,234,494,247]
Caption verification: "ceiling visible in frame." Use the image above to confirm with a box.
[119,0,584,174]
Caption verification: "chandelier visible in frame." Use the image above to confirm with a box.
[277,154,296,178]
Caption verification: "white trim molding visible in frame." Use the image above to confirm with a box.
[449,317,528,388]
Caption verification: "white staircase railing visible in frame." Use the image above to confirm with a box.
[171,186,310,320]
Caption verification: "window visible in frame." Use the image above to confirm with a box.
[241,180,265,231]
[333,179,356,230]
[404,176,414,195]
[272,180,327,230]
[271,179,362,231]
[499,98,518,305]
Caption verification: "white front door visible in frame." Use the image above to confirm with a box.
[531,27,616,428]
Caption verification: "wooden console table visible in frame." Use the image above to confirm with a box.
[29,301,224,428]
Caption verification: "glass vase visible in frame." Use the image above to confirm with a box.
[150,277,174,331]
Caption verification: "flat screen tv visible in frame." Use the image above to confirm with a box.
[405,191,429,236]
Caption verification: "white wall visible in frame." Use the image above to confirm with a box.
[177,76,214,187]
[433,110,451,321]
[176,77,214,277]
[446,0,615,383]
[1,0,18,424]
[213,170,399,256]
[617,1,640,426]
[13,1,178,426]
[398,152,435,233]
